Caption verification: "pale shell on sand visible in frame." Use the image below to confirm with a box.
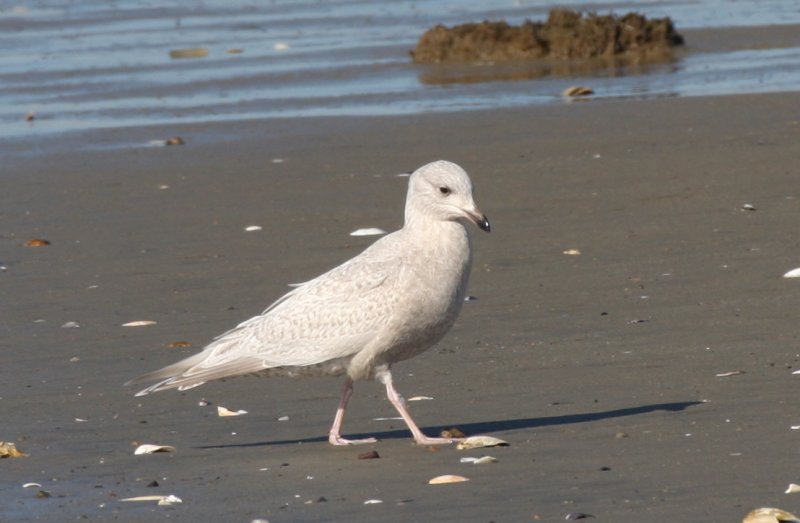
[122,494,183,505]
[134,444,175,455]
[786,483,800,494]
[456,435,509,450]
[460,455,498,465]
[349,228,386,237]
[217,406,248,417]
[122,320,157,327]
[0,442,27,458]
[743,507,800,523]
[429,474,469,485]
[783,268,800,278]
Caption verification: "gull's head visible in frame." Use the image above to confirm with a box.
[405,160,490,232]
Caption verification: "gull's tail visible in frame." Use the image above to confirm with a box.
[125,352,209,396]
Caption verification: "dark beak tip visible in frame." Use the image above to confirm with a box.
[480,216,491,233]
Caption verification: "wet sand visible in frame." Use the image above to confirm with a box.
[4,91,800,521]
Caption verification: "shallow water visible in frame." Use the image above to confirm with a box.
[1,0,800,140]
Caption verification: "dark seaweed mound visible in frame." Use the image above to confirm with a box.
[411,9,684,64]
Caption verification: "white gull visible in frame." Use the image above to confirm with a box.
[127,160,490,445]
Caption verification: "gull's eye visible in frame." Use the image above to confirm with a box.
[438,186,451,196]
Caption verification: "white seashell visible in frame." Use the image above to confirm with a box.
[786,483,800,494]
[460,455,497,464]
[122,320,157,327]
[121,495,166,502]
[716,370,744,377]
[783,268,800,278]
[364,499,383,504]
[456,435,509,450]
[217,406,248,417]
[563,249,581,255]
[245,225,262,232]
[157,495,183,506]
[61,321,80,328]
[743,507,800,523]
[273,42,289,51]
[429,474,469,484]
[408,396,434,401]
[134,444,175,455]
[349,228,387,237]
[742,203,757,211]
[22,483,42,488]
[277,415,289,421]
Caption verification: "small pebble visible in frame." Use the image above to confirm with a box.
[358,450,380,460]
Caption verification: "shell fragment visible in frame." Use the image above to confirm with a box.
[786,483,800,494]
[122,320,157,327]
[460,455,497,464]
[456,435,509,450]
[217,406,248,417]
[429,474,469,484]
[0,442,26,458]
[122,494,183,505]
[134,444,175,455]
[784,268,800,278]
[743,507,800,523]
[349,228,387,237]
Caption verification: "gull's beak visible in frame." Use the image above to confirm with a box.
[466,208,491,233]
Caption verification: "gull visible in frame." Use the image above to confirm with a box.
[127,160,490,445]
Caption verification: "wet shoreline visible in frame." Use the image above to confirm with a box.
[2,0,800,144]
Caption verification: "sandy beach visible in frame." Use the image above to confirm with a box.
[3,90,800,522]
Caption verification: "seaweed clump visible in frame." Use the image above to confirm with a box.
[411,9,684,64]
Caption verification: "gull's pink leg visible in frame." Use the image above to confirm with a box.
[328,377,378,446]
[377,369,462,445]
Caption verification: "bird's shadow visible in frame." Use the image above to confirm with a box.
[197,400,702,449]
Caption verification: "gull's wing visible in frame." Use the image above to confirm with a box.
[129,233,405,394]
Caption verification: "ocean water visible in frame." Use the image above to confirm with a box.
[1,0,799,139]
